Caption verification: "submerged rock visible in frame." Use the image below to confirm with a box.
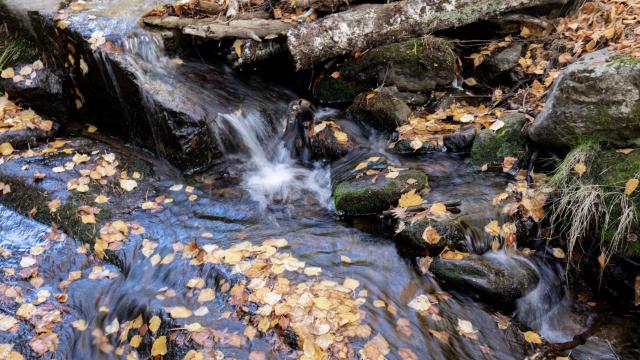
[331,154,428,216]
[0,63,69,122]
[430,253,540,304]
[470,112,528,166]
[313,36,456,104]
[528,49,640,148]
[349,91,411,132]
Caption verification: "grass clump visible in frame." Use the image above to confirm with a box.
[0,36,37,71]
[549,140,640,268]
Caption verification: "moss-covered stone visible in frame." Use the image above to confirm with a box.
[333,169,428,216]
[349,92,411,131]
[398,218,467,252]
[313,36,456,104]
[470,112,527,166]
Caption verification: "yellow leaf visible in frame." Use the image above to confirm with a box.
[151,336,167,356]
[343,277,360,291]
[330,71,341,79]
[72,319,88,331]
[625,178,639,196]
[168,306,192,318]
[398,190,422,208]
[355,162,368,171]
[429,203,448,218]
[574,163,587,177]
[149,315,161,334]
[119,179,138,192]
[87,125,97,133]
[0,143,14,156]
[552,247,565,259]
[616,148,634,155]
[1,68,14,79]
[484,220,500,237]
[409,139,423,150]
[523,331,543,344]
[422,226,441,245]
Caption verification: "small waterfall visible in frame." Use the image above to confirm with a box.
[214,109,332,208]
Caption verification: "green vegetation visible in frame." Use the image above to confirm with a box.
[0,36,37,71]
[549,140,640,266]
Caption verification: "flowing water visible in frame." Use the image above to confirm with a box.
[1,1,639,359]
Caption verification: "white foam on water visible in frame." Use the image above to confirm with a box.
[215,109,332,209]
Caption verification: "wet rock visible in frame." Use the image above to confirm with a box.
[398,218,468,252]
[349,92,411,132]
[528,49,640,148]
[313,36,456,104]
[9,9,223,173]
[0,63,69,122]
[479,42,524,81]
[283,99,356,162]
[430,253,540,304]
[470,112,528,166]
[331,154,428,216]
[388,125,478,155]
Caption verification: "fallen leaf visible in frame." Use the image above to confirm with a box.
[119,179,138,192]
[625,178,639,196]
[0,143,14,156]
[151,336,167,356]
[484,220,500,237]
[398,190,422,208]
[552,247,565,259]
[422,226,441,245]
[523,330,543,344]
[574,163,587,177]
[457,319,478,340]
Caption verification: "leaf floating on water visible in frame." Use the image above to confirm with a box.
[523,330,543,344]
[574,162,587,177]
[304,267,322,276]
[0,315,18,331]
[72,319,88,331]
[428,329,449,344]
[149,315,161,334]
[119,179,138,192]
[151,336,167,356]
[494,312,510,330]
[408,295,432,313]
[457,319,478,340]
[552,247,565,259]
[398,348,418,360]
[625,178,639,196]
[359,333,390,360]
[398,190,422,208]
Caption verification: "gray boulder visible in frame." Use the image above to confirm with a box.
[430,253,540,304]
[528,49,640,148]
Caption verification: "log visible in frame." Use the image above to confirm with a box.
[227,39,286,68]
[286,0,568,70]
[183,19,292,41]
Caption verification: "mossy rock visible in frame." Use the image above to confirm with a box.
[349,92,411,131]
[470,112,527,166]
[313,36,456,104]
[333,170,428,216]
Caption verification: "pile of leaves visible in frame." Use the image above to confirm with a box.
[0,94,53,138]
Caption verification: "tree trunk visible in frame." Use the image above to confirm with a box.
[286,0,568,70]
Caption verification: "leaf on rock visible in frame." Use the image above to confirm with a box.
[523,330,543,344]
[422,226,441,245]
[398,190,422,208]
[151,336,167,356]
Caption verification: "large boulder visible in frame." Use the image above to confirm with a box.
[313,36,456,104]
[348,91,411,132]
[528,50,640,148]
[331,154,428,216]
[470,112,528,166]
[430,253,540,305]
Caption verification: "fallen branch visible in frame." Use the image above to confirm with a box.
[183,19,292,41]
[286,0,569,70]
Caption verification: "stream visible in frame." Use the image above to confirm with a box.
[1,0,639,359]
